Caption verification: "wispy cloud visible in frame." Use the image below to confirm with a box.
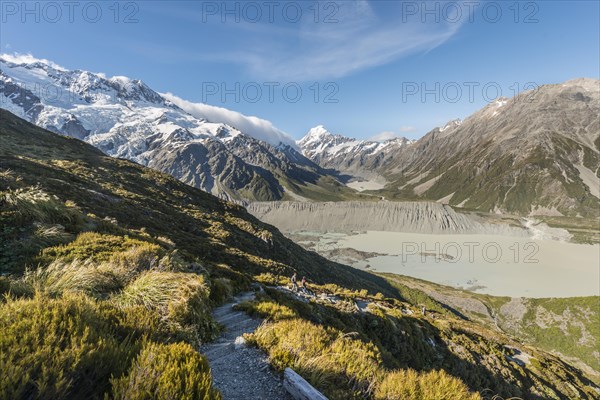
[200,1,465,81]
[162,92,296,147]
[398,126,417,133]
[369,131,398,141]
[124,1,466,81]
[369,126,416,141]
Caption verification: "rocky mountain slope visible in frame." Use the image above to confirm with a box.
[299,79,600,217]
[2,109,599,399]
[0,55,352,202]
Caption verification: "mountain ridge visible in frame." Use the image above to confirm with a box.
[299,79,600,217]
[0,55,352,203]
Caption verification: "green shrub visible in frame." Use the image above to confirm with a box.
[375,369,481,400]
[250,319,332,366]
[0,293,138,400]
[36,232,161,266]
[157,249,193,272]
[0,221,73,274]
[254,272,286,286]
[320,336,381,393]
[111,341,221,400]
[236,299,298,321]
[115,271,215,343]
[249,318,381,399]
[209,277,234,304]
[0,277,8,295]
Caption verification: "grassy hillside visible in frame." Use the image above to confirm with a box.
[1,109,598,399]
[0,109,390,292]
[240,277,599,399]
[381,273,600,376]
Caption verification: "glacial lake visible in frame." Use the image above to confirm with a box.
[309,231,600,298]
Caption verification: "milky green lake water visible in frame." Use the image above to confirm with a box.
[319,231,599,298]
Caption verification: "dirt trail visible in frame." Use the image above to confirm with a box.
[201,292,292,400]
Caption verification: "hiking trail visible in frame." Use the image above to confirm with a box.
[201,291,293,400]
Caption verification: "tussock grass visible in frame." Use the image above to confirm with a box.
[249,318,382,399]
[32,222,73,243]
[117,271,205,310]
[115,271,215,343]
[23,259,124,298]
[0,168,18,184]
[4,186,81,225]
[375,369,480,400]
[36,232,162,266]
[111,244,161,270]
[111,341,221,400]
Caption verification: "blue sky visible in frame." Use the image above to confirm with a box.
[1,0,599,140]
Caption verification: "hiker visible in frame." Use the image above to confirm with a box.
[301,276,307,293]
[291,272,298,292]
[421,306,426,316]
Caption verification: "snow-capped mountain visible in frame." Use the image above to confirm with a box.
[0,55,337,202]
[2,54,597,215]
[297,125,413,179]
[298,80,599,217]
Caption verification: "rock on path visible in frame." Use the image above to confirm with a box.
[201,292,293,400]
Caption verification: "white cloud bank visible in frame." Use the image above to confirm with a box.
[163,92,296,147]
[0,52,67,71]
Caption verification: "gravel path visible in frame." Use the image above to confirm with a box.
[201,292,293,400]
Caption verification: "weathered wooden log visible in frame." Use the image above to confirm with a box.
[283,368,328,400]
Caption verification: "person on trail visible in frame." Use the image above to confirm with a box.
[291,272,298,292]
[301,276,307,293]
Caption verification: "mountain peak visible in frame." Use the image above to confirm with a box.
[562,77,599,90]
[439,118,462,132]
[0,54,339,202]
[307,125,332,137]
[298,125,336,146]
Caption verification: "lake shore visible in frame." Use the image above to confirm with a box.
[306,230,599,298]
